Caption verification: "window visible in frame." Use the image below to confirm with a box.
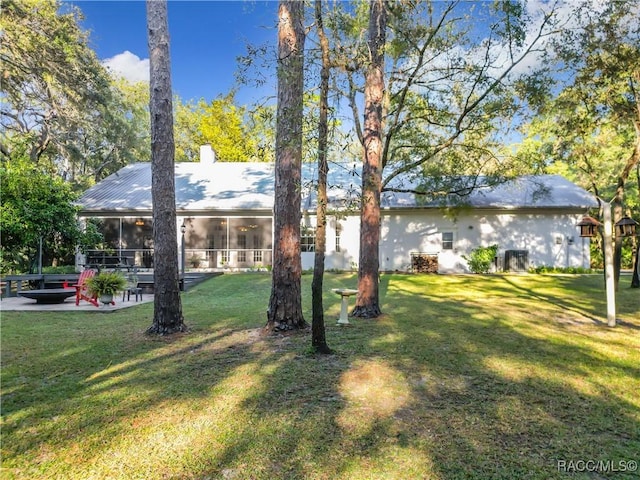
[442,232,454,250]
[301,225,316,252]
[253,250,263,262]
[238,251,247,262]
[335,222,342,253]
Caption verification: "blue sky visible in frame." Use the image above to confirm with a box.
[69,1,279,106]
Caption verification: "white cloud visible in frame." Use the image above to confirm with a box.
[102,51,150,83]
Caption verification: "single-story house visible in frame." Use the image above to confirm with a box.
[76,146,598,273]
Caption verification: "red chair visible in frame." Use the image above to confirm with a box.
[73,269,99,307]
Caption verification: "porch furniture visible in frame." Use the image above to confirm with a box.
[74,269,99,307]
[332,288,359,325]
[122,273,143,302]
[83,250,135,272]
[18,289,77,304]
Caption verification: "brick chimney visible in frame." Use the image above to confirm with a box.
[199,144,216,164]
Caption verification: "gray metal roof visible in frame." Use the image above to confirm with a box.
[77,161,597,214]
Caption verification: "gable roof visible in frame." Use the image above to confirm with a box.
[77,161,597,214]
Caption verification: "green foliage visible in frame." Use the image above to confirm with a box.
[188,254,203,268]
[85,271,127,297]
[0,157,98,273]
[528,265,594,274]
[41,265,78,274]
[516,1,639,247]
[0,0,151,188]
[463,244,499,273]
[174,93,263,163]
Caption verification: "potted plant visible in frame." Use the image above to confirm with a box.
[86,271,127,305]
[189,254,202,268]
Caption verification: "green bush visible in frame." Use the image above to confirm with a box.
[42,265,77,274]
[463,244,498,274]
[528,265,594,274]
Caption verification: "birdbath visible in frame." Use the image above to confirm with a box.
[332,288,358,325]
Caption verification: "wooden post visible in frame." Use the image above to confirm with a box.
[602,202,616,327]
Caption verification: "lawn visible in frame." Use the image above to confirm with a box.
[1,273,639,480]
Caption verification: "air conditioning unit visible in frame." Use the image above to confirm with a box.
[504,250,529,272]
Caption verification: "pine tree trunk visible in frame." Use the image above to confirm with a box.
[311,0,332,353]
[266,1,306,332]
[146,0,185,335]
[352,0,386,319]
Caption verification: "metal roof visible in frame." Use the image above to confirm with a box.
[77,161,598,214]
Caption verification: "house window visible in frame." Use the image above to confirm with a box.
[238,251,247,262]
[253,250,263,262]
[220,250,229,264]
[442,232,454,250]
[301,225,316,252]
[335,222,342,253]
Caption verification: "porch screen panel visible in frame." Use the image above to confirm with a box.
[100,218,121,250]
[229,217,272,267]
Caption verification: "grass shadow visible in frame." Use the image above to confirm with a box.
[1,273,638,479]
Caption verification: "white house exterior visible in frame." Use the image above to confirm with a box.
[76,148,597,273]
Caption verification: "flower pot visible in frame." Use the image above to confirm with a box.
[99,294,114,305]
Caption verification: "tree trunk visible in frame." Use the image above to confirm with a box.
[146,0,185,335]
[633,163,640,288]
[631,241,639,288]
[311,0,332,353]
[614,137,640,289]
[266,1,306,332]
[352,0,386,319]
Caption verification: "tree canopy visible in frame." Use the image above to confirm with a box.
[515,0,639,272]
[0,0,145,188]
[0,156,100,273]
[174,94,261,162]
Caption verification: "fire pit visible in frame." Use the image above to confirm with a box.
[18,289,77,304]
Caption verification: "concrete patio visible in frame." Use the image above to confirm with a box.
[0,294,154,312]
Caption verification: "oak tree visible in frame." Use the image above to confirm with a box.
[517,0,639,285]
[328,1,565,317]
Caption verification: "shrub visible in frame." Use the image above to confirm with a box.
[463,244,498,274]
[528,265,594,274]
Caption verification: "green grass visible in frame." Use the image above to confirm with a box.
[1,273,639,480]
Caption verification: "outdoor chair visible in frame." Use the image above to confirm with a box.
[73,269,99,307]
[122,272,142,302]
